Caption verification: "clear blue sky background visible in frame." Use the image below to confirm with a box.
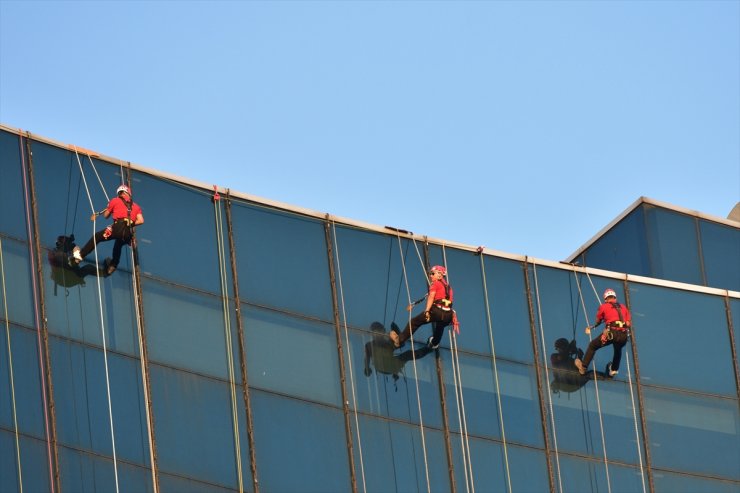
[2,1,738,261]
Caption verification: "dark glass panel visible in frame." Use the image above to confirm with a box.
[143,279,232,379]
[581,205,650,277]
[151,364,250,489]
[252,390,351,493]
[0,432,52,493]
[0,325,46,437]
[444,353,544,447]
[232,202,333,321]
[0,130,27,239]
[628,283,735,394]
[58,446,153,493]
[0,237,34,328]
[645,387,740,480]
[732,298,740,372]
[644,205,703,285]
[159,472,238,492]
[245,306,342,407]
[332,225,429,337]
[700,220,740,291]
[50,337,150,465]
[654,470,740,493]
[557,454,646,493]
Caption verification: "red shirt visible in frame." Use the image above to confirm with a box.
[429,280,453,303]
[107,197,143,221]
[595,302,631,326]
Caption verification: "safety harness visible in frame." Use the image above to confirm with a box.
[601,302,629,343]
[433,281,453,311]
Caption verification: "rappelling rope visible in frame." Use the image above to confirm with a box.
[531,262,564,493]
[572,269,611,493]
[72,147,119,493]
[212,190,244,493]
[441,245,474,493]
[331,220,367,493]
[583,272,646,493]
[478,252,513,493]
[0,238,23,493]
[396,233,431,493]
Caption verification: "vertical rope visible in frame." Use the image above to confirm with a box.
[212,190,244,492]
[73,147,120,493]
[330,220,367,493]
[531,262,563,493]
[478,252,513,493]
[20,133,59,493]
[0,238,23,492]
[396,233,431,493]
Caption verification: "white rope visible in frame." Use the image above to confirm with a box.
[478,253,513,493]
[331,220,367,493]
[0,237,23,493]
[573,270,611,493]
[213,195,244,493]
[441,245,474,493]
[531,261,563,493]
[85,154,110,203]
[396,233,431,493]
[583,272,646,493]
[73,147,119,493]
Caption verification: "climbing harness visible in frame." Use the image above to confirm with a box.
[478,250,513,493]
[330,219,367,493]
[1,238,24,492]
[212,187,244,493]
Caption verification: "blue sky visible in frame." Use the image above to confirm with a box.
[1,0,738,261]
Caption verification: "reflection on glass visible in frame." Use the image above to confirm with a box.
[557,454,646,493]
[0,432,52,492]
[0,238,35,327]
[645,206,703,285]
[0,130,27,239]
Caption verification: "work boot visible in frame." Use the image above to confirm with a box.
[388,330,400,348]
[574,358,586,375]
[72,247,82,264]
[427,336,439,350]
[606,362,618,377]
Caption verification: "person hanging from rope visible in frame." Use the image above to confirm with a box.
[70,184,144,276]
[389,265,457,350]
[575,288,632,378]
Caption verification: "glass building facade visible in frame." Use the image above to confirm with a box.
[1,125,739,493]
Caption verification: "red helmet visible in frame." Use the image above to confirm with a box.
[116,185,131,196]
[603,288,617,300]
[430,265,447,276]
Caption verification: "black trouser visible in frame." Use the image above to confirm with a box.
[398,305,453,347]
[79,221,133,268]
[581,329,629,371]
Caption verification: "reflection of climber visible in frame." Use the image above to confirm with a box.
[575,288,632,378]
[550,338,586,392]
[364,322,432,382]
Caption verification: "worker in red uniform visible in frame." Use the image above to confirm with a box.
[575,288,632,377]
[71,184,144,275]
[389,265,454,349]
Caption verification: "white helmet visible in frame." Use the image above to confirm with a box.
[116,185,131,196]
[603,288,617,300]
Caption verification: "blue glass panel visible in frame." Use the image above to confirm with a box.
[50,337,150,465]
[0,130,27,239]
[350,415,450,493]
[700,220,740,291]
[654,470,740,493]
[579,205,650,277]
[143,279,231,379]
[645,387,740,480]
[252,390,351,493]
[444,353,544,447]
[644,205,703,285]
[475,257,535,363]
[44,257,140,357]
[246,306,342,407]
[151,364,250,489]
[733,298,740,372]
[628,283,735,394]
[159,472,237,492]
[129,173,223,294]
[0,432,52,493]
[332,224,428,335]
[58,446,153,493]
[0,325,47,437]
[0,237,34,328]
[557,454,646,493]
[232,202,333,321]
